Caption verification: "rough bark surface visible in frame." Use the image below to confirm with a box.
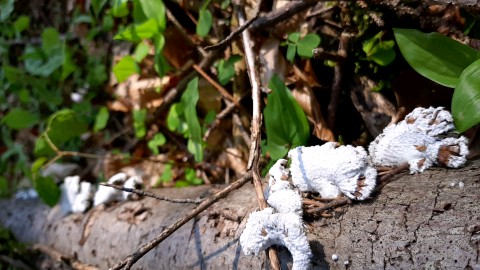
[1,159,480,269]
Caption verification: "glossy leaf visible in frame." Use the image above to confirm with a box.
[113,55,139,82]
[452,59,480,132]
[34,176,60,207]
[394,28,479,87]
[263,75,310,160]
[2,108,39,130]
[196,9,212,37]
[93,106,109,132]
[297,34,321,58]
[181,78,204,161]
[111,0,129,17]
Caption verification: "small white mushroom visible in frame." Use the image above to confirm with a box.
[288,143,377,200]
[240,208,312,270]
[71,181,95,213]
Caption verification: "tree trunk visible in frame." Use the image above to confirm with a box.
[1,159,480,269]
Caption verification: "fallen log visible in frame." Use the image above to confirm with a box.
[1,159,479,269]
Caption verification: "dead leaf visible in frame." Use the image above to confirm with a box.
[292,85,335,142]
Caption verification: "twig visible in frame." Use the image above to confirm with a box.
[235,1,280,269]
[100,183,204,204]
[250,0,318,31]
[108,171,253,270]
[192,64,236,103]
[306,197,351,215]
[374,163,410,192]
[327,32,351,128]
[41,133,103,170]
[204,0,262,51]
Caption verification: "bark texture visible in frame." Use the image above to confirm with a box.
[1,159,480,269]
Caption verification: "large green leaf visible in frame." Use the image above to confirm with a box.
[263,75,310,160]
[452,59,480,132]
[34,176,60,207]
[1,108,39,130]
[138,0,166,32]
[34,109,88,157]
[394,28,479,88]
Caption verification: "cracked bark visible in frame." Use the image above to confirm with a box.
[1,160,480,269]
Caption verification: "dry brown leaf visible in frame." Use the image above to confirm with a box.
[292,85,335,142]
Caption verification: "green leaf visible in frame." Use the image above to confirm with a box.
[452,59,480,132]
[181,78,202,143]
[217,55,242,85]
[1,108,39,130]
[138,0,166,32]
[61,47,77,80]
[185,168,203,185]
[297,34,321,58]
[13,16,30,33]
[113,55,140,82]
[148,133,166,155]
[93,106,109,132]
[133,42,150,62]
[286,44,296,62]
[0,177,8,197]
[368,40,396,66]
[263,75,310,160]
[394,28,479,88]
[159,163,173,183]
[288,32,300,43]
[111,0,129,17]
[31,157,48,175]
[34,109,88,157]
[34,176,60,207]
[196,9,212,37]
[181,77,204,161]
[132,109,147,138]
[23,46,63,77]
[42,28,61,53]
[187,138,203,162]
[0,0,14,22]
[91,0,108,17]
[114,19,159,42]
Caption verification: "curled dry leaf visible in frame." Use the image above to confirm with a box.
[292,85,335,142]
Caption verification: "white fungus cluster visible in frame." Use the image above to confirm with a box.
[288,143,377,200]
[60,176,95,215]
[93,173,143,206]
[240,160,312,270]
[369,107,469,173]
[59,173,143,215]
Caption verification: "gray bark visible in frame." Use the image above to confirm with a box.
[1,159,480,269]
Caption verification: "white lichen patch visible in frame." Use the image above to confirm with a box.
[369,107,468,173]
[288,143,377,200]
[240,208,312,270]
[60,176,95,215]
